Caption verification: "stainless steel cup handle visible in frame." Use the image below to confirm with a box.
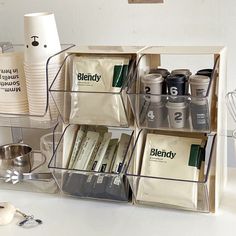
[30,152,47,172]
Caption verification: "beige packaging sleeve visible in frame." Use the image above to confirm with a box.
[137,133,202,209]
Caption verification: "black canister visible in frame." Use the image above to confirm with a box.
[166,74,187,96]
[171,69,192,94]
[190,98,209,131]
[196,69,213,79]
[149,68,170,94]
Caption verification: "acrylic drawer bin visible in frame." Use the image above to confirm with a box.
[127,49,220,133]
[49,52,136,128]
[49,124,134,202]
[125,129,216,212]
[127,93,212,133]
[0,44,74,129]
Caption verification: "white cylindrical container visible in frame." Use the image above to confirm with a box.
[189,75,210,97]
[166,100,187,129]
[141,73,163,102]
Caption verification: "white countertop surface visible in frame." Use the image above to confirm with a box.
[1,169,236,236]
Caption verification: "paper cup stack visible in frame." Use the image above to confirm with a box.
[24,12,63,121]
[0,52,29,114]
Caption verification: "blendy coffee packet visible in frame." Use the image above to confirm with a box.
[69,55,130,126]
[137,133,203,209]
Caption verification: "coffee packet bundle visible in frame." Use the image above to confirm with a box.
[69,55,130,126]
[137,133,203,209]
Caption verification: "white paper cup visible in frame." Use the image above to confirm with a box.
[189,75,210,97]
[24,61,62,69]
[166,101,187,128]
[0,52,29,114]
[0,102,28,107]
[24,55,63,120]
[24,12,61,63]
[141,73,163,102]
[24,53,63,66]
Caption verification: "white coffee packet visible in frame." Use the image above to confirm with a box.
[63,125,78,168]
[86,134,103,171]
[69,55,130,126]
[73,131,100,170]
[137,133,202,209]
[67,126,87,169]
[91,132,112,171]
[71,55,130,93]
[99,139,118,173]
[111,133,131,173]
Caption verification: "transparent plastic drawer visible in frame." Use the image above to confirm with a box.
[126,129,216,212]
[49,52,136,127]
[0,44,74,129]
[127,52,219,133]
[49,124,134,202]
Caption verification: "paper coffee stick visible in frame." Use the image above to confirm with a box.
[73,131,100,170]
[68,126,87,169]
[85,134,103,170]
[111,133,131,173]
[63,125,78,168]
[83,126,108,170]
[91,132,112,171]
[99,139,118,173]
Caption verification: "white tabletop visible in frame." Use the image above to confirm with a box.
[1,169,236,236]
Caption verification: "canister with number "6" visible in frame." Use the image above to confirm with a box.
[166,74,187,96]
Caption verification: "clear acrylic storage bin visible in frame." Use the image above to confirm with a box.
[127,93,213,133]
[49,124,134,202]
[127,49,220,133]
[0,44,74,129]
[126,129,216,212]
[49,51,136,127]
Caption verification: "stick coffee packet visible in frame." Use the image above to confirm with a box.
[70,55,130,126]
[137,133,203,209]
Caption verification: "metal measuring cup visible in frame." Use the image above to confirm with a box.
[0,143,46,173]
